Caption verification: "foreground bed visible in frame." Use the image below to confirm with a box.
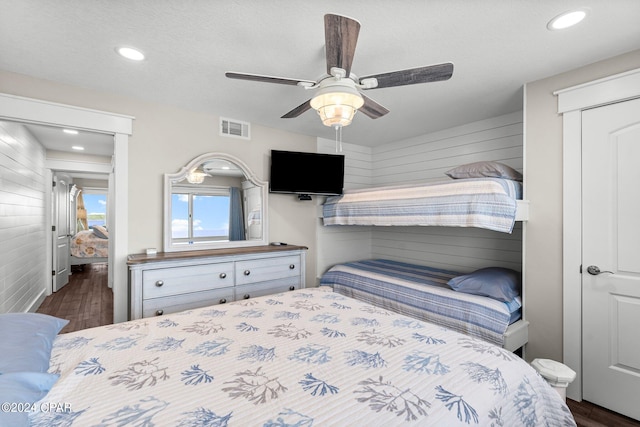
[29,287,572,426]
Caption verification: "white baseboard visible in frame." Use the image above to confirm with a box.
[25,289,47,313]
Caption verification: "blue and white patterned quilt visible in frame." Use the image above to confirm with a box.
[32,287,574,426]
[322,178,523,233]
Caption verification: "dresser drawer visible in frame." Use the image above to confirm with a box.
[235,277,301,300]
[142,288,234,317]
[143,262,233,299]
[129,247,307,320]
[235,255,301,285]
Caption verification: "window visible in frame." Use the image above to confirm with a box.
[82,192,107,227]
[171,187,231,243]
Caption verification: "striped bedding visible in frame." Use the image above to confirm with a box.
[31,287,573,426]
[322,178,523,233]
[320,259,522,347]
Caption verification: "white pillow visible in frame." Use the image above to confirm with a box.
[445,161,522,181]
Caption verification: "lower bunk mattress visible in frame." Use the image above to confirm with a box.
[320,259,524,348]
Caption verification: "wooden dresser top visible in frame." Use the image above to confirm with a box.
[127,244,308,265]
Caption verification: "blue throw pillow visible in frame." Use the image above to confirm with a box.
[447,267,521,302]
[0,313,68,374]
[0,372,60,426]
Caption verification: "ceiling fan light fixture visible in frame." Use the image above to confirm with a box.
[310,82,364,127]
[186,166,208,184]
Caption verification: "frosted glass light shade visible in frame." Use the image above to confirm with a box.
[186,167,207,184]
[310,85,364,128]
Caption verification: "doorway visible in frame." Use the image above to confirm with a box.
[0,93,132,323]
[557,68,640,416]
[581,97,640,420]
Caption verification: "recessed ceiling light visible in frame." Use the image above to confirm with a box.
[63,129,78,135]
[547,9,589,30]
[71,146,85,151]
[116,46,145,61]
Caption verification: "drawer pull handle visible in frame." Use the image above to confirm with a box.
[219,273,227,279]
[243,294,250,299]
[155,280,164,287]
[219,298,227,304]
[155,309,164,316]
[289,264,295,270]
[244,270,251,276]
[289,286,295,291]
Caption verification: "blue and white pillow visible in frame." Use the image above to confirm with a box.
[447,267,521,302]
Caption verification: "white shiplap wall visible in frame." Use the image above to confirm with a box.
[316,111,524,276]
[315,138,373,278]
[372,111,523,186]
[370,111,524,273]
[0,121,48,313]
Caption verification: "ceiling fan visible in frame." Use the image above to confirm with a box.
[226,13,454,128]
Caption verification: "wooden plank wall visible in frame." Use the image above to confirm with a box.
[0,121,47,312]
[371,111,524,273]
[372,111,524,186]
[316,111,524,277]
[315,139,373,279]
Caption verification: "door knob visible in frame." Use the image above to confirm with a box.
[586,265,613,276]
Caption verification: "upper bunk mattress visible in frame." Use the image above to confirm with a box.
[322,178,523,233]
[320,259,521,347]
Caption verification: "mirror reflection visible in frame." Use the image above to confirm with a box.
[164,153,268,252]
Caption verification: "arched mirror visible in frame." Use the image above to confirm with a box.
[163,153,268,252]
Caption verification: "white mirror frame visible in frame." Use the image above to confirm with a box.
[163,152,269,252]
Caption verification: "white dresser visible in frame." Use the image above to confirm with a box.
[128,245,307,319]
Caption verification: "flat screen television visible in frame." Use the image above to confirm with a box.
[269,150,345,198]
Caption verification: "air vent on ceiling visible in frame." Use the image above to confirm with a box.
[220,117,250,140]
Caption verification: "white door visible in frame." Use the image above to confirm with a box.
[53,173,71,292]
[582,97,640,420]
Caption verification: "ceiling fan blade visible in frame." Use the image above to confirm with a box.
[359,94,390,119]
[226,72,315,87]
[360,62,454,89]
[281,99,312,118]
[324,14,361,76]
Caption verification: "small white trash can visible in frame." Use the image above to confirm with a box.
[531,358,576,401]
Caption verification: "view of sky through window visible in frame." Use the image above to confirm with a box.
[171,193,230,239]
[83,193,107,227]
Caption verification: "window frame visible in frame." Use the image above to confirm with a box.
[170,184,231,244]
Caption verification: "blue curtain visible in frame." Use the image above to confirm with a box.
[229,187,245,241]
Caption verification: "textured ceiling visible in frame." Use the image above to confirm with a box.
[2,0,640,153]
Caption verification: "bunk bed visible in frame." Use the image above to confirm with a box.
[320,162,529,351]
[320,259,528,351]
[69,226,108,266]
[5,288,574,426]
[322,176,524,233]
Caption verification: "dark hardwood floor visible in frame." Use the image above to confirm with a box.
[37,262,113,333]
[567,399,640,427]
[35,263,639,425]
